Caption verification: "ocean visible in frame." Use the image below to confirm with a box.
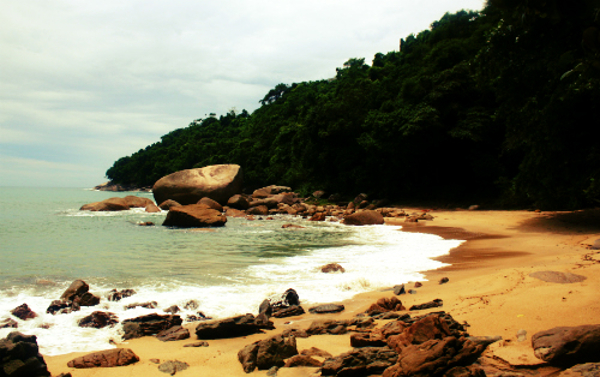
[0,187,463,355]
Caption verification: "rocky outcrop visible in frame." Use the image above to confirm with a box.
[50,280,100,312]
[121,314,182,340]
[0,318,18,329]
[162,204,227,228]
[321,347,398,376]
[67,348,139,368]
[107,288,136,302]
[195,314,274,339]
[343,210,385,225]
[532,324,600,367]
[238,334,298,373]
[0,331,50,376]
[78,311,119,329]
[10,304,37,321]
[409,298,443,311]
[366,297,406,315]
[153,164,243,205]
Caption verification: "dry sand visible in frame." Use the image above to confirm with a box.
[45,209,600,376]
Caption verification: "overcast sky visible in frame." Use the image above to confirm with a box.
[0,0,485,188]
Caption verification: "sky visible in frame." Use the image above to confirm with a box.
[0,0,485,188]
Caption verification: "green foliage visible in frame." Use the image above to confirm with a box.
[106,4,600,209]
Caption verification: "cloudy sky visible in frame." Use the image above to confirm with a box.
[1,0,485,187]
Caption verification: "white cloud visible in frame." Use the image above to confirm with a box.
[0,0,485,187]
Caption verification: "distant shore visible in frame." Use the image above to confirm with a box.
[45,208,600,376]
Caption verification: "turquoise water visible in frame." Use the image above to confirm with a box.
[0,187,462,355]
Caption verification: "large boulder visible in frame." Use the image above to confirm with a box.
[321,347,398,376]
[121,314,182,340]
[162,204,227,228]
[80,197,130,211]
[343,210,384,225]
[238,334,298,373]
[152,164,243,205]
[0,332,50,376]
[195,314,274,340]
[532,324,600,367]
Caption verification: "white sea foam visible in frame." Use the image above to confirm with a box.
[0,223,461,356]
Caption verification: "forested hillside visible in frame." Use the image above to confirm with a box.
[106,0,600,209]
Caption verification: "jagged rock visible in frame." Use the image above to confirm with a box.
[162,204,227,228]
[10,304,37,321]
[125,301,157,310]
[259,299,272,317]
[272,305,305,318]
[343,210,384,225]
[558,362,600,377]
[156,325,190,342]
[184,300,199,310]
[238,334,298,373]
[409,298,443,311]
[163,305,180,314]
[78,311,119,329]
[158,199,181,210]
[121,314,182,340]
[366,297,405,315]
[195,314,274,340]
[386,314,452,353]
[393,284,406,295]
[107,288,136,302]
[321,347,397,376]
[158,360,189,375]
[306,318,374,336]
[0,331,50,376]
[350,333,388,347]
[67,348,139,368]
[532,324,600,367]
[46,300,75,315]
[284,355,322,368]
[153,164,243,205]
[320,263,345,273]
[77,292,100,306]
[0,318,18,329]
[308,304,344,314]
[60,280,89,301]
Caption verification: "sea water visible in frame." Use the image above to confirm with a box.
[0,187,463,355]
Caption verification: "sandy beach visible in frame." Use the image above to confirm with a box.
[45,209,600,376]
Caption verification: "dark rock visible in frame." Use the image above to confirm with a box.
[107,288,136,302]
[393,284,406,295]
[414,282,423,288]
[306,317,374,335]
[282,288,300,306]
[158,360,189,375]
[1,318,18,329]
[350,333,388,347]
[67,348,139,368]
[138,221,155,226]
[409,298,443,311]
[162,204,227,228]
[320,263,345,273]
[186,312,211,322]
[183,300,199,310]
[343,210,384,225]
[247,205,269,216]
[532,324,600,366]
[408,289,417,294]
[195,314,274,340]
[309,304,345,314]
[0,331,50,376]
[439,277,450,284]
[321,347,397,376]
[438,365,486,377]
[366,297,405,315]
[163,305,180,314]
[77,292,100,306]
[284,355,322,368]
[227,194,250,210]
[529,271,587,284]
[272,305,305,318]
[184,341,209,347]
[259,299,272,317]
[153,164,243,205]
[77,311,119,329]
[60,279,89,301]
[125,301,157,310]
[156,325,190,342]
[121,314,182,340]
[158,199,181,211]
[10,304,37,321]
[238,334,298,373]
[386,314,453,353]
[46,300,74,315]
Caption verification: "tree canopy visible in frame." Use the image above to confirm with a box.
[106,2,600,209]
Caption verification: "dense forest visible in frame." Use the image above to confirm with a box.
[106,0,600,209]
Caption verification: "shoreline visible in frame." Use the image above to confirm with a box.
[44,209,600,376]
